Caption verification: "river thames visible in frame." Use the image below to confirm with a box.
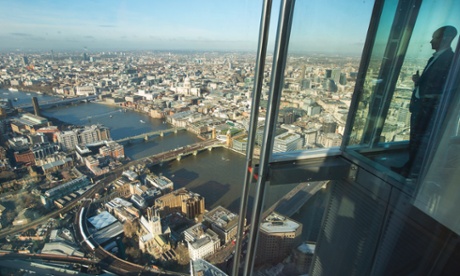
[1,90,251,212]
[1,89,322,231]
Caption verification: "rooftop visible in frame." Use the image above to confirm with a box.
[275,132,301,142]
[297,242,316,254]
[204,206,238,231]
[260,212,302,234]
[88,211,118,230]
[190,259,228,276]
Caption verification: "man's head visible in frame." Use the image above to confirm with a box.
[431,25,458,51]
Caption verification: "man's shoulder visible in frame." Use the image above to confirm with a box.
[430,49,454,69]
[438,49,454,60]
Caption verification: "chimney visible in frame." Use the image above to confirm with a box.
[32,97,41,117]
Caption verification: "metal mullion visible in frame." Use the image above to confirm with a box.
[233,0,273,274]
[341,0,386,150]
[243,0,296,274]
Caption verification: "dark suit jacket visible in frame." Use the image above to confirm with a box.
[410,48,454,114]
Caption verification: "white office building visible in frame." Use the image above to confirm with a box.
[273,132,304,153]
[145,174,174,192]
[185,223,220,260]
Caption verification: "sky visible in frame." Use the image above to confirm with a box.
[2,0,458,54]
[0,0,379,53]
[408,0,460,57]
[1,0,262,51]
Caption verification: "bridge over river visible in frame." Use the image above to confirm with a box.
[15,95,98,111]
[115,127,186,145]
[141,139,225,164]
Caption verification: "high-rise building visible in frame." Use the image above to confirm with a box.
[22,55,29,66]
[203,206,241,245]
[79,126,100,144]
[154,188,205,219]
[301,78,311,89]
[184,223,220,260]
[273,132,304,153]
[339,72,347,85]
[56,125,111,151]
[331,68,341,84]
[322,121,337,134]
[292,242,315,274]
[56,130,79,151]
[256,212,302,265]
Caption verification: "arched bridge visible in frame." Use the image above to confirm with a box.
[16,95,98,111]
[140,139,225,165]
[115,127,186,145]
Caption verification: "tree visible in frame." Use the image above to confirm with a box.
[4,210,17,224]
[20,194,39,209]
[125,246,141,261]
[123,220,139,239]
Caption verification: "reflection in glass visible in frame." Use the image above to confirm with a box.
[270,0,373,155]
[414,63,460,235]
[346,0,460,180]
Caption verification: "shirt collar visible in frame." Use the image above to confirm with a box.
[433,47,451,58]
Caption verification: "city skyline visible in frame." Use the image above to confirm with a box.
[1,0,375,54]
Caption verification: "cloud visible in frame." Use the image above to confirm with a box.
[84,35,95,39]
[99,24,116,28]
[10,32,32,37]
[29,36,46,41]
[8,32,46,42]
[149,36,163,40]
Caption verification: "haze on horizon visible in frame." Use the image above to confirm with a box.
[1,0,376,54]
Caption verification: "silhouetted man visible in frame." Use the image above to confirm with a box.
[396,25,457,177]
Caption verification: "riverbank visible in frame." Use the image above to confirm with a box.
[34,91,253,158]
[43,115,73,130]
[95,99,254,156]
[7,85,53,95]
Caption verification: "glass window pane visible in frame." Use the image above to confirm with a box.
[414,73,460,235]
[348,0,398,146]
[269,0,374,155]
[345,0,460,182]
[251,1,374,274]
